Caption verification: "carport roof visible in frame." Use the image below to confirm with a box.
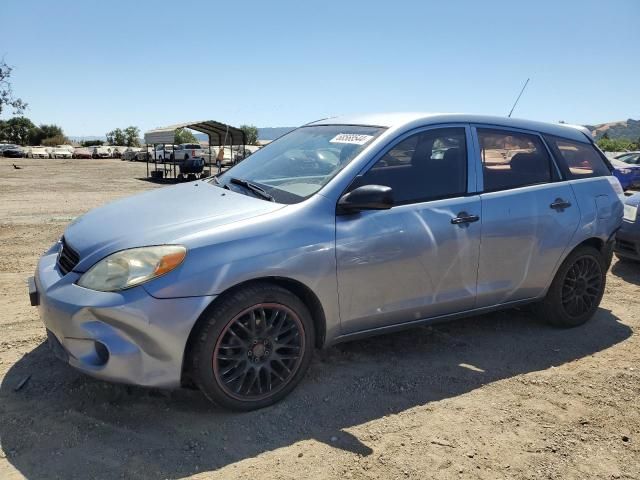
[144,120,246,146]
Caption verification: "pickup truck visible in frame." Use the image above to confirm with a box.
[170,143,205,161]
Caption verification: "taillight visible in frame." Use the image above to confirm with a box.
[607,176,626,203]
[607,176,624,195]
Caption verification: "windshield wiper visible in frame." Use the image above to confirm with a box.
[229,177,275,202]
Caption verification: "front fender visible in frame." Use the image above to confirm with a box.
[142,194,342,341]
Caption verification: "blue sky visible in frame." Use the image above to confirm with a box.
[2,0,639,136]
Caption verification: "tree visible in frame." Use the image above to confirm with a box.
[240,124,259,145]
[106,128,126,145]
[124,126,140,147]
[2,116,36,145]
[0,60,27,116]
[30,124,65,145]
[597,137,636,152]
[174,128,197,144]
[42,134,70,146]
[82,139,103,147]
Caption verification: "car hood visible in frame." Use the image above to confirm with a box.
[612,159,640,170]
[64,181,285,272]
[625,192,640,207]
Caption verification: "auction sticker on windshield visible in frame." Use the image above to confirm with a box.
[330,133,374,145]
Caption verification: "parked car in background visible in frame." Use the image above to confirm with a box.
[89,146,113,158]
[616,152,640,166]
[614,192,640,262]
[611,159,640,190]
[30,113,623,411]
[110,146,129,159]
[154,145,174,161]
[50,147,73,159]
[200,146,234,166]
[2,145,25,158]
[56,144,75,153]
[73,148,93,159]
[1,143,20,154]
[171,143,205,161]
[135,147,153,162]
[614,151,640,160]
[25,146,51,158]
[121,147,142,161]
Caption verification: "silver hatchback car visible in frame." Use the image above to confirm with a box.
[30,113,624,410]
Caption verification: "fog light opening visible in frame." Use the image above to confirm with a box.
[94,341,110,365]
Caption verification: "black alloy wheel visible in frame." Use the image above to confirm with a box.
[538,245,606,327]
[213,303,305,401]
[561,256,603,318]
[190,283,314,410]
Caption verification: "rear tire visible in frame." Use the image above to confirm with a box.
[538,246,606,328]
[189,283,314,411]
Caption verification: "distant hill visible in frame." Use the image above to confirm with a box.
[585,118,640,140]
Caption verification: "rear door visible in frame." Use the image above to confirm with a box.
[473,126,580,307]
[336,125,482,334]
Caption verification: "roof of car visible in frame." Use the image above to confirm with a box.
[307,113,592,143]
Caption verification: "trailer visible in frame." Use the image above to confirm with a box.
[143,120,247,182]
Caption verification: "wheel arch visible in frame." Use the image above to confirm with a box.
[541,235,610,301]
[181,276,327,387]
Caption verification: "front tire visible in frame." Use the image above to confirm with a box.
[538,246,606,327]
[190,283,314,410]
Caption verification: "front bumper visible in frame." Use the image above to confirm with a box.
[31,246,215,388]
[614,221,640,261]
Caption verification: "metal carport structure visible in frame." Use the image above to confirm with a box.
[143,120,247,180]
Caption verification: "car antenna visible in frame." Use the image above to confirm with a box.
[507,78,530,118]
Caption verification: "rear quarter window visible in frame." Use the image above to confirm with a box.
[544,135,611,180]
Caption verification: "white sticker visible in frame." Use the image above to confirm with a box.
[329,133,374,145]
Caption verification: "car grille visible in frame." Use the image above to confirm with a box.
[57,238,80,275]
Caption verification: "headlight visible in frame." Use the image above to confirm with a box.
[77,245,186,292]
[619,168,632,175]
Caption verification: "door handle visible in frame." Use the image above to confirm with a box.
[550,198,572,210]
[451,212,480,225]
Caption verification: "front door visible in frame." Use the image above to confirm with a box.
[473,126,580,307]
[335,126,481,334]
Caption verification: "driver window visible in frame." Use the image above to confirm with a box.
[353,127,468,205]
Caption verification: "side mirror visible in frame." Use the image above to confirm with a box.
[337,185,393,214]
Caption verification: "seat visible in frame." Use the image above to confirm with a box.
[412,146,465,199]
[509,152,549,186]
[339,145,358,164]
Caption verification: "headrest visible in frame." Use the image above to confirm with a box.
[510,152,543,174]
[340,145,358,164]
[443,148,461,163]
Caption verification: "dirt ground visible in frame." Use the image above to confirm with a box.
[0,157,639,480]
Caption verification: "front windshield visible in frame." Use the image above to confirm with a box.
[215,125,385,204]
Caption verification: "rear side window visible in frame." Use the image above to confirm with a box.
[544,136,611,179]
[478,129,552,192]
